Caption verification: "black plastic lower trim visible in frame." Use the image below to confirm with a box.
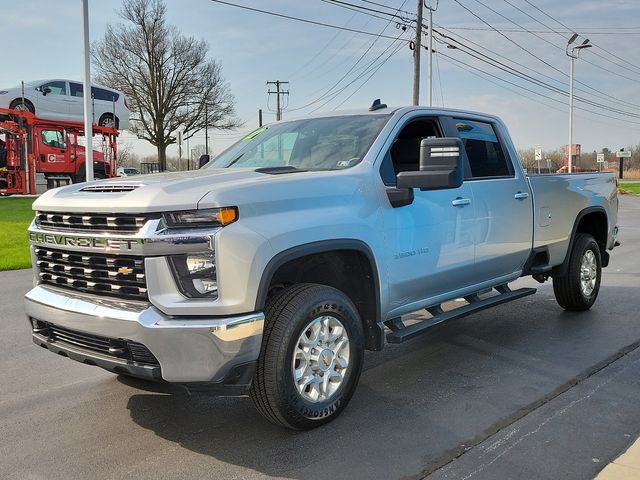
[181,361,257,396]
[32,333,162,381]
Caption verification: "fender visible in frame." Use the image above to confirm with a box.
[255,239,384,350]
[552,206,608,277]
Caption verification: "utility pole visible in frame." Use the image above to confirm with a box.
[412,0,423,105]
[267,80,289,121]
[566,34,591,173]
[427,3,434,106]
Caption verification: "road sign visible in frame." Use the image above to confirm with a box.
[616,150,631,158]
[597,153,605,163]
[535,145,542,161]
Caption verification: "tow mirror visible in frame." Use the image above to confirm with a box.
[396,137,464,191]
[198,154,210,169]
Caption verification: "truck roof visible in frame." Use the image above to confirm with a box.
[288,105,505,125]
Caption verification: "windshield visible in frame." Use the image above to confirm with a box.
[207,114,390,171]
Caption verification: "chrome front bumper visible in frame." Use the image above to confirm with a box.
[24,285,264,386]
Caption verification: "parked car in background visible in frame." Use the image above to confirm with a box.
[117,166,141,177]
[0,79,130,130]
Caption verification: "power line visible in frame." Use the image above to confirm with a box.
[432,34,640,119]
[519,0,640,77]
[439,26,640,35]
[208,0,408,43]
[287,1,409,112]
[286,10,358,79]
[438,50,640,127]
[436,6,640,110]
[331,40,407,110]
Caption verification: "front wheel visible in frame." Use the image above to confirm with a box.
[553,233,602,311]
[250,283,364,430]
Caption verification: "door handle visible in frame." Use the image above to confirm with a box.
[514,192,529,200]
[451,197,471,207]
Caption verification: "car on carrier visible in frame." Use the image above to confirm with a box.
[24,102,619,430]
[0,79,130,129]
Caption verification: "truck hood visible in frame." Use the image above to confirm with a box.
[32,169,271,213]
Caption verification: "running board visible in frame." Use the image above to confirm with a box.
[386,286,537,344]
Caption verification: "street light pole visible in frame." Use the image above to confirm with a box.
[566,34,591,174]
[568,51,574,173]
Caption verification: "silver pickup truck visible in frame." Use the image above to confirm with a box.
[24,104,618,429]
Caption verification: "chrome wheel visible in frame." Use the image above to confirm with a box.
[101,116,116,129]
[580,249,597,297]
[292,315,350,403]
[12,103,30,112]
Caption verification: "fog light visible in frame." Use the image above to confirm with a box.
[169,253,218,299]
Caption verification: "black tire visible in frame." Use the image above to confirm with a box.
[98,113,119,129]
[250,283,364,430]
[553,233,602,311]
[9,98,35,114]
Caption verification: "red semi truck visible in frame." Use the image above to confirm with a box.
[0,108,118,194]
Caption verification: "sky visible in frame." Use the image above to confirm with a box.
[2,0,640,160]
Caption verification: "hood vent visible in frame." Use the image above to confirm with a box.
[80,184,142,193]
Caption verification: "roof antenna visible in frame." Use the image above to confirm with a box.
[369,99,387,111]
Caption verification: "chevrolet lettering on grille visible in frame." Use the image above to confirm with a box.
[28,232,142,251]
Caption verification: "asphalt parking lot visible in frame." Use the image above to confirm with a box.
[1,195,639,480]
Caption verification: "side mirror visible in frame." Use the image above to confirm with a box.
[42,87,51,96]
[396,137,464,190]
[198,154,210,169]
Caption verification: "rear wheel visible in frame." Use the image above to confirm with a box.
[250,283,364,430]
[553,233,602,311]
[98,113,118,129]
[9,99,34,114]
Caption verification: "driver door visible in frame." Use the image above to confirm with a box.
[380,116,476,315]
[35,81,70,120]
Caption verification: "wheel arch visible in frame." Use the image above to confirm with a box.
[552,206,609,276]
[255,239,384,351]
[10,97,35,112]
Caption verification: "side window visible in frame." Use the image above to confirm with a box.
[455,119,511,178]
[39,81,66,96]
[69,82,83,98]
[91,87,119,102]
[379,118,440,186]
[41,130,66,149]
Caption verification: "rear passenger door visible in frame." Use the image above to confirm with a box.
[453,118,533,281]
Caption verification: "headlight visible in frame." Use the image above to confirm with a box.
[163,207,237,228]
[169,253,218,298]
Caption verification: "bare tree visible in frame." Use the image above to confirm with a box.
[92,0,241,171]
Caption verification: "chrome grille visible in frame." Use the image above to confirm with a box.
[35,211,154,233]
[35,247,147,301]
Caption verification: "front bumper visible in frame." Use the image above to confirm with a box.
[24,285,264,390]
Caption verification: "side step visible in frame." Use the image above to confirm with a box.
[386,285,536,344]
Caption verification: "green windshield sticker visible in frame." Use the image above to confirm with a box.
[242,127,267,141]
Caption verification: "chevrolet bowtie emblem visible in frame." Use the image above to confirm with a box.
[118,266,133,275]
[322,354,330,366]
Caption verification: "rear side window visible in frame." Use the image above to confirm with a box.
[91,87,119,102]
[455,119,511,178]
[69,82,83,97]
